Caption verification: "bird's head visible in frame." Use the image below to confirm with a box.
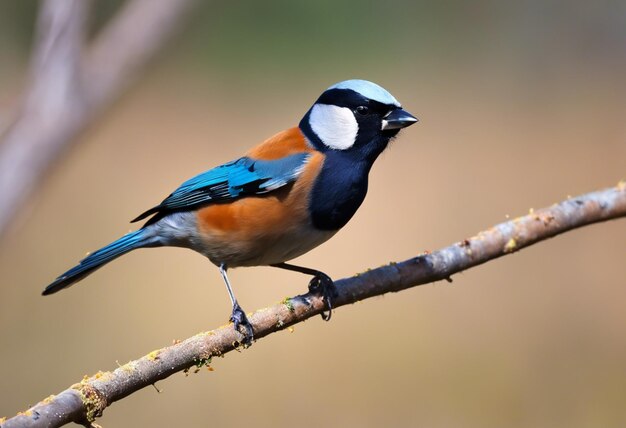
[300,79,418,161]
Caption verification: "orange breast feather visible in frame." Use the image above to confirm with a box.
[197,151,323,236]
[194,130,325,266]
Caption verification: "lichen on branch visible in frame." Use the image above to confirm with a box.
[2,182,625,428]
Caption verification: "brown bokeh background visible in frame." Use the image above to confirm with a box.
[1,2,625,427]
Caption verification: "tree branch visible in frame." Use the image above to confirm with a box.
[0,0,197,240]
[84,0,198,111]
[0,0,88,238]
[2,183,625,428]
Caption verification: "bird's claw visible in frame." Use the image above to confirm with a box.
[308,272,337,321]
[230,302,254,344]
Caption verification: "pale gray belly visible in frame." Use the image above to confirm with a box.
[194,224,337,268]
[148,211,336,268]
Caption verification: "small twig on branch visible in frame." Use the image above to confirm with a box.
[0,0,197,240]
[2,183,625,428]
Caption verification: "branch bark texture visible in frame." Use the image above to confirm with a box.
[0,0,197,239]
[2,183,625,428]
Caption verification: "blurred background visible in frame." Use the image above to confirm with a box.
[1,1,625,426]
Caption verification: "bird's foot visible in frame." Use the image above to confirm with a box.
[308,272,337,321]
[230,302,254,344]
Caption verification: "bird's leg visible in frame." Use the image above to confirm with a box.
[219,263,254,343]
[270,262,337,321]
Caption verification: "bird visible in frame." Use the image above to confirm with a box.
[43,79,418,341]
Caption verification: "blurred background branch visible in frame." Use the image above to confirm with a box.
[0,0,197,240]
[2,183,625,428]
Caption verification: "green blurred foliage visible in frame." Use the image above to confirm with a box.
[0,0,37,52]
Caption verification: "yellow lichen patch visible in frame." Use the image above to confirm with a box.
[73,384,107,422]
[79,371,112,384]
[288,326,295,333]
[94,371,106,379]
[147,350,161,361]
[17,410,33,417]
[281,297,295,313]
[618,180,626,191]
[528,207,534,214]
[504,238,517,253]
[42,394,56,404]
[0,416,6,423]
[119,361,137,372]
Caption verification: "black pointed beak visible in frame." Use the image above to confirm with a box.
[381,108,418,131]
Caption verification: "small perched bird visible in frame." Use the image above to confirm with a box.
[43,79,418,340]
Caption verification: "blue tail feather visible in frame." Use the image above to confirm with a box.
[43,229,147,295]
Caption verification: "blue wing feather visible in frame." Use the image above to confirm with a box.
[131,153,310,224]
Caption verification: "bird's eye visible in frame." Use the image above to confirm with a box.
[355,106,369,116]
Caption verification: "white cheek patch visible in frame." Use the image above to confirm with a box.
[309,104,358,150]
